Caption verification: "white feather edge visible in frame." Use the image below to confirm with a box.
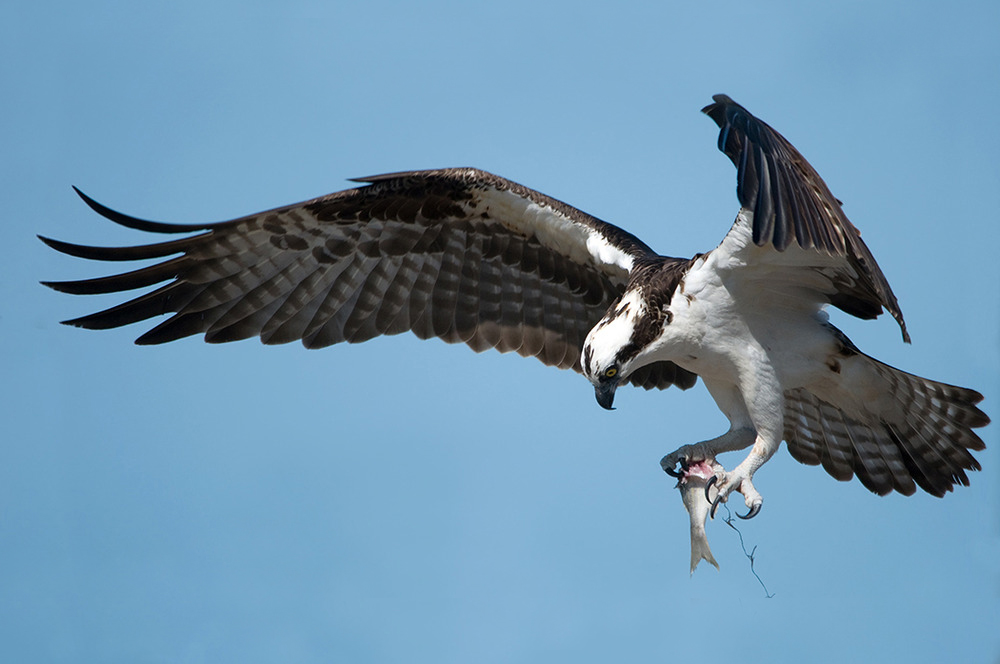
[476,187,634,280]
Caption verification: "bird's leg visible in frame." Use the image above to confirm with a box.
[704,435,780,519]
[675,371,786,519]
[661,427,777,518]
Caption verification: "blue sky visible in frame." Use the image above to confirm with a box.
[3,1,998,662]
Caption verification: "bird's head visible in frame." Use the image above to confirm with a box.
[582,289,653,410]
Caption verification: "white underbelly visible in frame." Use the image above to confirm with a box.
[663,277,838,392]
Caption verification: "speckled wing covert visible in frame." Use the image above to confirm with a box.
[41,168,698,391]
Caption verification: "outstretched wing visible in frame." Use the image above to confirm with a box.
[42,168,697,390]
[703,94,910,343]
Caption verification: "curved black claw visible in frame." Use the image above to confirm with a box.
[703,475,718,504]
[663,456,688,479]
[737,503,762,520]
[709,494,723,520]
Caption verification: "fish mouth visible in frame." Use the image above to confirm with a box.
[667,458,759,520]
[665,457,715,481]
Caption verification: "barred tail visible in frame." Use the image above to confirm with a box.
[783,352,988,497]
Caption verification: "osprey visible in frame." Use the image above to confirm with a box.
[42,95,988,519]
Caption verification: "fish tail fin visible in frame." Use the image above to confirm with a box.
[690,530,719,575]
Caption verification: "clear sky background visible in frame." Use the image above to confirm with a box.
[3,1,998,662]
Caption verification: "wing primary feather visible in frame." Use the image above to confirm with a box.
[61,282,200,331]
[41,257,188,295]
[703,95,910,342]
[72,187,220,233]
[766,159,785,248]
[737,141,752,217]
[718,123,732,155]
[37,234,204,262]
[777,166,810,250]
[136,309,218,345]
[750,146,774,245]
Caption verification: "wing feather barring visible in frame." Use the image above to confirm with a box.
[43,95,988,572]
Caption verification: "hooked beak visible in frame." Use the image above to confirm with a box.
[594,381,618,411]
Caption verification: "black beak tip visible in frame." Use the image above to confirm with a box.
[595,386,617,411]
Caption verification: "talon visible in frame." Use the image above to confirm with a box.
[662,455,692,479]
[704,475,718,503]
[710,493,723,520]
[737,503,761,520]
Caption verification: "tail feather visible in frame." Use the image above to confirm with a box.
[784,352,988,497]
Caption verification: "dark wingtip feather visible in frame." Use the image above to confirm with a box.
[38,233,202,262]
[347,168,483,185]
[347,174,385,184]
[347,170,423,184]
[52,283,192,332]
[701,94,745,129]
[72,186,216,234]
[701,93,732,119]
[59,313,114,330]
[42,279,91,294]
[134,314,207,345]
[38,258,185,295]
[39,234,124,261]
[38,235,73,254]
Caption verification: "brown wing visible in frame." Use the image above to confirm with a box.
[42,168,697,390]
[703,94,910,342]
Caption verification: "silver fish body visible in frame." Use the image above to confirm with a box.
[677,460,720,575]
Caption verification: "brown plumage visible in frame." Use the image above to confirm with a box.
[42,169,697,391]
[42,97,987,509]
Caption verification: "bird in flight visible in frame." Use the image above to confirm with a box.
[42,95,988,521]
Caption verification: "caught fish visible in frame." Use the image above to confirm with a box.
[676,459,720,575]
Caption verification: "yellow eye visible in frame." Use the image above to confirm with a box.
[604,367,618,378]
